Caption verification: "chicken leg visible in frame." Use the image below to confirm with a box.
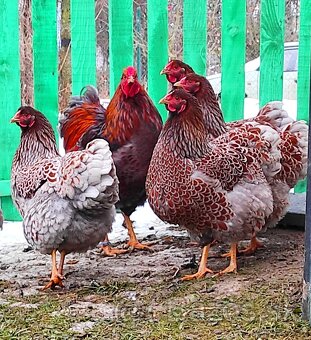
[216,243,238,276]
[239,236,264,255]
[42,249,64,290]
[181,245,213,281]
[100,235,129,256]
[122,213,153,251]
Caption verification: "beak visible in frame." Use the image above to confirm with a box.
[10,111,20,123]
[128,76,135,83]
[160,68,167,75]
[159,96,169,104]
[174,80,182,87]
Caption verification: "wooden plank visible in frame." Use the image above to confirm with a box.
[259,0,285,107]
[71,0,96,95]
[0,0,21,220]
[0,180,11,197]
[183,0,207,76]
[302,61,311,321]
[295,0,311,193]
[147,0,168,121]
[220,0,246,121]
[108,0,133,94]
[32,0,58,133]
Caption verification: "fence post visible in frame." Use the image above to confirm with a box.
[259,0,285,107]
[147,0,168,121]
[71,0,97,95]
[0,0,21,221]
[220,0,246,121]
[32,0,58,134]
[109,0,133,95]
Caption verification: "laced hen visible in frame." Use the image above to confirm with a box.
[145,89,284,280]
[11,107,119,289]
[59,66,163,255]
[174,72,308,254]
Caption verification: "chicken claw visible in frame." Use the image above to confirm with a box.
[99,237,129,257]
[215,243,238,276]
[181,245,213,281]
[42,249,65,290]
[239,236,264,255]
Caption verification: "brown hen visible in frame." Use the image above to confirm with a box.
[146,89,278,279]
[174,72,308,254]
[59,66,163,255]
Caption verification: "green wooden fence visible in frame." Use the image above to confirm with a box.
[0,0,310,221]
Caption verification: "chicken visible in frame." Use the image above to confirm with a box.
[59,66,163,255]
[11,106,119,289]
[160,59,194,86]
[174,72,308,254]
[146,89,280,279]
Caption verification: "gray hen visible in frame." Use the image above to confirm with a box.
[11,106,119,289]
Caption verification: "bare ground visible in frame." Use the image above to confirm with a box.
[0,225,310,339]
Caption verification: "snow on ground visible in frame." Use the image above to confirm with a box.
[0,202,186,247]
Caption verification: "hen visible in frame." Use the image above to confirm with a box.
[174,72,308,254]
[59,66,163,255]
[160,59,194,86]
[11,106,119,289]
[146,89,279,279]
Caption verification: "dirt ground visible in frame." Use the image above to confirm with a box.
[0,224,309,339]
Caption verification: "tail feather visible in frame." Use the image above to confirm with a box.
[59,86,106,152]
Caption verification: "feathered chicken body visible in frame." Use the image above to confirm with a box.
[59,66,163,254]
[174,72,308,235]
[11,106,119,288]
[147,89,275,278]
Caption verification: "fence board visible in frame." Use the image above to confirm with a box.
[109,0,133,94]
[295,0,311,193]
[220,0,246,121]
[147,0,168,121]
[71,0,96,94]
[0,0,21,220]
[32,0,58,134]
[259,0,285,107]
[183,0,207,76]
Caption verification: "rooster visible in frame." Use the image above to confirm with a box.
[11,106,119,289]
[146,89,280,279]
[174,72,308,254]
[59,66,163,255]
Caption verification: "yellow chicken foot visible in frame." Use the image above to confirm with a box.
[216,243,238,276]
[239,236,264,255]
[42,249,64,290]
[122,213,153,251]
[181,245,214,281]
[99,235,129,256]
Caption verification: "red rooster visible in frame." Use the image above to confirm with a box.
[173,72,308,254]
[59,66,163,255]
[146,89,278,279]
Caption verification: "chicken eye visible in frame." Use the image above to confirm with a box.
[175,96,179,100]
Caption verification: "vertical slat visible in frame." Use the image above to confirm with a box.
[71,0,96,95]
[0,0,21,220]
[259,0,285,107]
[32,0,58,132]
[147,0,168,121]
[302,63,311,321]
[295,0,311,193]
[183,0,207,75]
[220,0,246,121]
[109,0,133,94]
